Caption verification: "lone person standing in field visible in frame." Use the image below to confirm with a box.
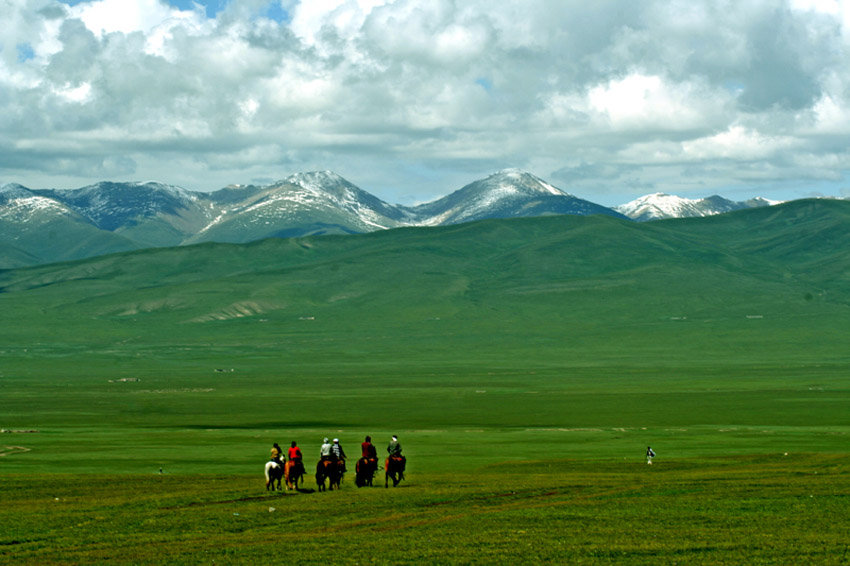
[646,446,656,465]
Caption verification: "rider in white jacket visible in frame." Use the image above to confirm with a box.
[320,438,332,461]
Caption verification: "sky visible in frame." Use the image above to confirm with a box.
[3,0,850,206]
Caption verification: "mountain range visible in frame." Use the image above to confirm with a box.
[614,192,779,221]
[0,168,812,268]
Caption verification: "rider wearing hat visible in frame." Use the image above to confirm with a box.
[331,438,347,472]
[320,438,332,461]
[331,438,347,461]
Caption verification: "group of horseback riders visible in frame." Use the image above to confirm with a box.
[270,441,305,474]
[269,435,406,488]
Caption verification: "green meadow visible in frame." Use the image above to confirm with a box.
[2,199,850,563]
[3,455,849,565]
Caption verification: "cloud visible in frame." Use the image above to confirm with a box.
[67,0,198,35]
[682,126,799,161]
[2,0,850,204]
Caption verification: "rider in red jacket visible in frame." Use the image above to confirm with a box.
[361,435,378,473]
[288,441,303,474]
[288,441,302,463]
[361,436,377,459]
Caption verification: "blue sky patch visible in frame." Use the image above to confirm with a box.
[17,43,36,62]
[57,1,289,21]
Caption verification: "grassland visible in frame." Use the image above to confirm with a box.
[1,199,849,563]
[2,455,849,564]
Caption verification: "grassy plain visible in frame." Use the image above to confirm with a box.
[2,455,849,564]
[1,200,850,563]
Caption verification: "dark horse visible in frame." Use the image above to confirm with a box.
[385,456,406,488]
[316,459,345,491]
[265,460,284,491]
[355,457,378,487]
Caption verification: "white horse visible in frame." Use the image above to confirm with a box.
[265,460,284,490]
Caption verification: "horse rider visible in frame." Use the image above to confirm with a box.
[288,441,303,473]
[320,437,333,462]
[361,435,378,473]
[385,435,406,482]
[331,438,347,470]
[270,442,284,466]
[387,435,402,458]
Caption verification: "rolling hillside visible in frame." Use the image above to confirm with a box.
[1,198,847,372]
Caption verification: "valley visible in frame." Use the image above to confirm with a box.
[1,199,849,564]
[1,199,848,472]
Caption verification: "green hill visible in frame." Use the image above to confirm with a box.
[2,198,847,363]
[0,208,141,266]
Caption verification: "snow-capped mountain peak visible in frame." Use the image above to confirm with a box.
[33,181,201,232]
[486,169,570,197]
[0,183,35,200]
[0,183,79,222]
[406,168,622,226]
[284,170,345,189]
[280,171,364,203]
[746,197,783,207]
[615,193,775,221]
[616,193,697,221]
[188,171,408,240]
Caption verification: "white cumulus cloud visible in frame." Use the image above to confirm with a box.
[2,0,850,205]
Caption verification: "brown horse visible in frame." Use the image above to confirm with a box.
[285,460,304,490]
[316,459,345,491]
[355,457,377,487]
[265,460,284,491]
[385,456,406,488]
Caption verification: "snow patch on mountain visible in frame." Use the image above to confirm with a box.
[497,168,565,196]
[284,171,402,229]
[0,183,35,199]
[0,190,76,223]
[196,211,229,235]
[747,197,783,206]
